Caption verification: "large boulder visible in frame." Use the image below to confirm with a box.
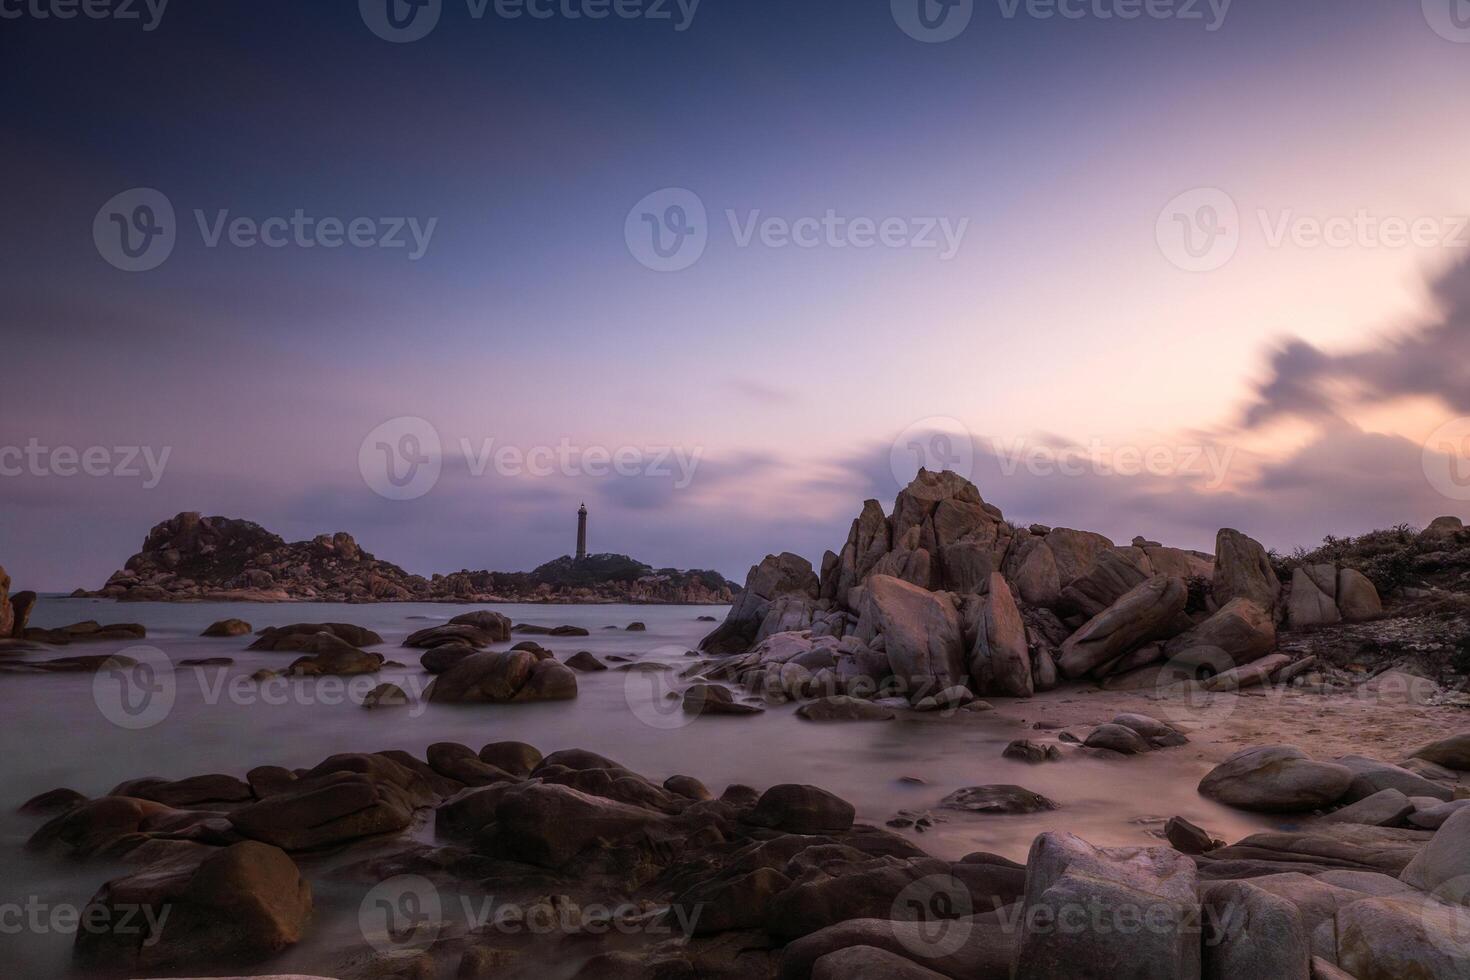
[1014,832,1201,980]
[485,782,666,868]
[767,856,951,940]
[1322,789,1416,827]
[1056,576,1188,678]
[700,552,819,654]
[1411,732,1470,771]
[1165,597,1276,667]
[1198,746,1354,813]
[9,589,35,636]
[73,841,311,971]
[447,609,512,641]
[1200,879,1310,980]
[404,623,500,649]
[1058,548,1150,619]
[967,573,1032,697]
[830,500,894,601]
[1287,565,1341,629]
[1200,824,1430,877]
[202,618,252,637]
[427,651,577,703]
[1212,529,1281,612]
[27,796,176,857]
[1336,895,1470,979]
[856,575,967,697]
[1336,755,1454,803]
[229,758,425,850]
[1336,568,1382,621]
[248,622,383,651]
[1400,805,1470,901]
[747,784,855,834]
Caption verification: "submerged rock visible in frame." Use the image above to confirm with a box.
[940,785,1058,815]
[797,696,896,722]
[427,651,577,703]
[201,618,251,637]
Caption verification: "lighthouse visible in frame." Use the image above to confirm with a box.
[576,503,588,561]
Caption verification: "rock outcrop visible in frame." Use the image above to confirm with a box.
[76,512,735,604]
[1198,746,1354,813]
[1057,576,1188,678]
[700,552,819,654]
[855,575,967,697]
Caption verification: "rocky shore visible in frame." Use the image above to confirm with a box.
[17,709,1470,979]
[68,513,735,604]
[8,471,1470,977]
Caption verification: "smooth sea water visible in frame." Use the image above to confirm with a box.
[0,597,1272,977]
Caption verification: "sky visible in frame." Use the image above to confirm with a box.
[4,0,1470,590]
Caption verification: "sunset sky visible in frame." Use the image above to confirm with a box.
[4,0,1470,589]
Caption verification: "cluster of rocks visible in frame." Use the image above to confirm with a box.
[73,512,735,604]
[695,469,1385,710]
[1198,734,1470,820]
[0,566,146,655]
[21,734,1470,978]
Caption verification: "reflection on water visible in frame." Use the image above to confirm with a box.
[1,597,1278,977]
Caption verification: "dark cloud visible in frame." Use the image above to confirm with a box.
[1243,255,1470,428]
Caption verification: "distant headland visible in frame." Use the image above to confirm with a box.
[70,510,735,605]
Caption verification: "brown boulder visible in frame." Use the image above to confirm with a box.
[748,784,856,834]
[1165,597,1276,667]
[967,573,1032,697]
[1056,576,1187,679]
[74,840,311,971]
[1213,528,1281,612]
[448,609,512,641]
[202,618,252,637]
[228,769,418,850]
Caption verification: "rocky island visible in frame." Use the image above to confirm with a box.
[71,512,735,605]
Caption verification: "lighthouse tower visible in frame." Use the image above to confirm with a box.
[576,503,588,561]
